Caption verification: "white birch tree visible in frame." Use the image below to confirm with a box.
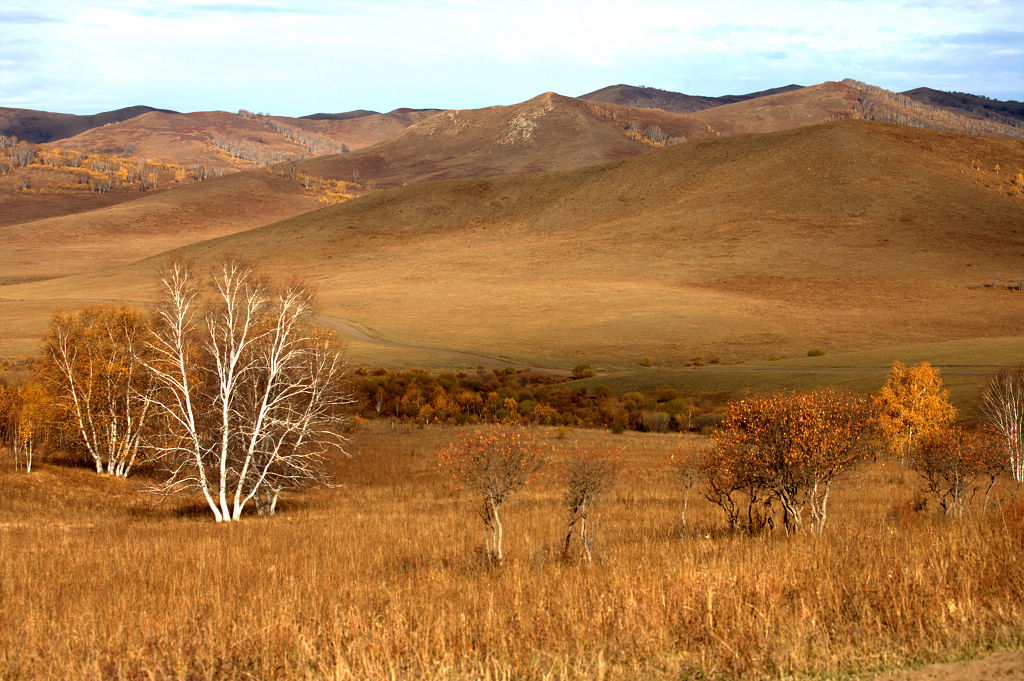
[980,365,1024,483]
[144,260,352,522]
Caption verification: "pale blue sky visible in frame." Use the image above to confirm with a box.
[1,0,1021,116]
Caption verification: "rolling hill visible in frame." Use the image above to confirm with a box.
[295,81,1024,191]
[294,91,713,187]
[301,108,440,123]
[686,81,861,134]
[51,108,438,172]
[0,169,320,285]
[0,105,177,144]
[5,119,1021,370]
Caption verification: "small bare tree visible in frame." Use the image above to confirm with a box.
[562,447,618,561]
[977,426,1009,514]
[912,427,991,517]
[143,259,353,522]
[980,365,1024,483]
[440,426,549,563]
[672,438,705,532]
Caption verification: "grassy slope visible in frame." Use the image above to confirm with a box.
[4,121,1021,380]
[579,83,805,114]
[0,171,324,355]
[0,105,173,143]
[0,170,320,283]
[689,81,861,134]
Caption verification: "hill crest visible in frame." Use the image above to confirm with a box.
[580,83,804,113]
[0,105,178,143]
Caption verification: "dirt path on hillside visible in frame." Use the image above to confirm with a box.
[311,315,574,376]
[2,298,1001,379]
[313,314,999,377]
[869,648,1024,681]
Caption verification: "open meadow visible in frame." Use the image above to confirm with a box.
[1,422,1022,680]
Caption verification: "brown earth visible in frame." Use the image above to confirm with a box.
[0,187,135,227]
[869,648,1024,681]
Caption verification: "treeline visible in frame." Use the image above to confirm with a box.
[681,361,1024,537]
[238,109,349,156]
[210,110,351,168]
[844,79,1024,138]
[208,134,298,167]
[583,101,687,148]
[349,366,719,431]
[266,163,372,205]
[0,136,222,194]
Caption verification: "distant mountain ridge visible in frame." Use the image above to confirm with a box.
[0,105,178,143]
[580,83,804,113]
[581,81,1024,136]
[302,108,441,121]
[900,87,1024,125]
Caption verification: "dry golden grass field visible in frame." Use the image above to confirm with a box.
[1,422,1022,680]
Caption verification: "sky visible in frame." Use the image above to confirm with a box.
[1,0,1021,116]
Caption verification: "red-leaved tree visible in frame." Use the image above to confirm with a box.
[440,426,550,562]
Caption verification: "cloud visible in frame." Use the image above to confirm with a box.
[0,9,64,23]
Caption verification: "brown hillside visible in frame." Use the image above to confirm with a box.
[261,109,438,151]
[55,110,300,171]
[294,92,706,187]
[0,188,135,228]
[581,83,803,113]
[294,82,914,189]
[0,170,319,285]
[54,109,433,172]
[847,81,1024,137]
[688,81,862,134]
[0,105,175,144]
[8,120,1020,369]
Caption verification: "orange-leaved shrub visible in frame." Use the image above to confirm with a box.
[706,389,877,534]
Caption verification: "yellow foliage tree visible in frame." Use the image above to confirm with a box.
[15,382,52,473]
[874,361,956,465]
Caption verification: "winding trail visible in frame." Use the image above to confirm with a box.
[3,296,1001,378]
[311,315,574,376]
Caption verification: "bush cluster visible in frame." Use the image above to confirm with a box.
[349,366,718,432]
